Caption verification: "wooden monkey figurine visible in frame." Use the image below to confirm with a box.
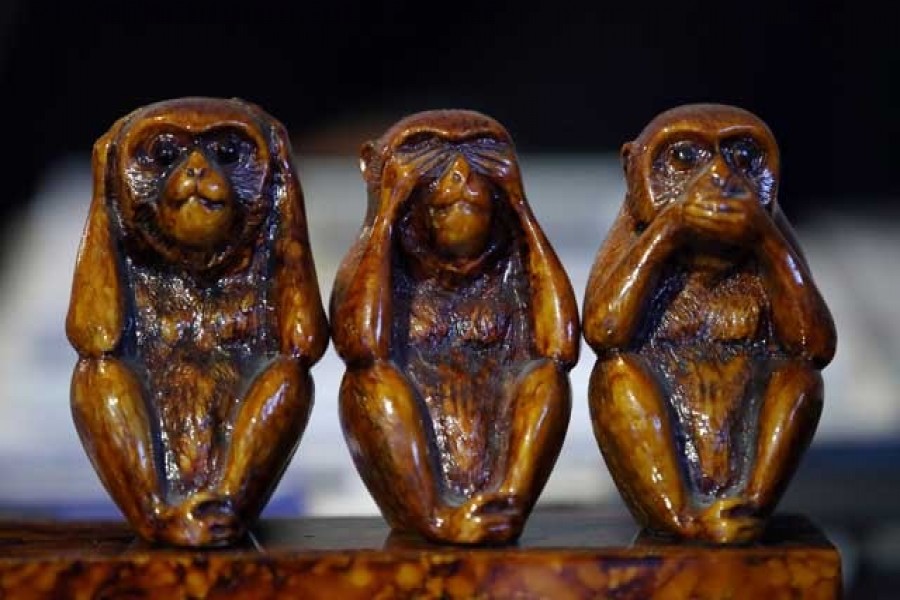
[332,110,579,544]
[66,98,328,546]
[584,104,836,544]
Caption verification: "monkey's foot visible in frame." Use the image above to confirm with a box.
[155,492,243,547]
[689,498,764,544]
[430,492,526,545]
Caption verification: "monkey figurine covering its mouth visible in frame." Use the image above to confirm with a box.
[66,97,328,547]
[584,104,836,544]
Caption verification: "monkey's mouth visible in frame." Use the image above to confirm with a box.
[170,195,229,211]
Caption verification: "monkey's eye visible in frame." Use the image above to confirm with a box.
[725,137,765,174]
[397,132,438,154]
[211,138,240,165]
[149,135,182,167]
[665,141,703,172]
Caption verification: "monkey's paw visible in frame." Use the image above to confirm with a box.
[157,492,243,547]
[693,498,764,544]
[436,492,526,545]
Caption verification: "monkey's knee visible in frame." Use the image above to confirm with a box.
[243,356,313,421]
[509,359,571,447]
[588,353,668,429]
[339,361,419,433]
[72,357,142,403]
[229,356,314,459]
[758,359,824,454]
[514,359,570,404]
[338,361,426,476]
[587,353,673,460]
[71,357,147,440]
[766,360,824,417]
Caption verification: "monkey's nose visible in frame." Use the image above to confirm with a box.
[708,156,730,187]
[706,157,751,198]
[720,178,751,199]
[184,150,209,178]
[439,154,471,189]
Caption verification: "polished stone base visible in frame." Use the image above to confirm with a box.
[0,511,840,599]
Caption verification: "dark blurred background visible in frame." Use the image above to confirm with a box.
[2,0,898,219]
[0,2,898,598]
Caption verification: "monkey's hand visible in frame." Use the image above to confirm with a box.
[378,152,438,218]
[683,194,771,246]
[639,199,692,247]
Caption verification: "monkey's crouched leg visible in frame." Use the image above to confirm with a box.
[588,352,694,537]
[449,358,571,545]
[142,356,313,547]
[216,356,314,527]
[71,357,165,542]
[746,359,823,516]
[687,360,822,545]
[339,360,466,541]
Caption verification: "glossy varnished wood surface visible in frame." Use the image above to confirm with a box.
[0,511,840,598]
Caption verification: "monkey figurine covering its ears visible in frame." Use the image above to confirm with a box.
[67,97,328,547]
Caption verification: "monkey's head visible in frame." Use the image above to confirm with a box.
[105,98,278,272]
[622,104,780,231]
[359,110,520,264]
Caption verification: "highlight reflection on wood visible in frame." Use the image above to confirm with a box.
[331,110,579,544]
[66,98,328,547]
[0,513,841,599]
[584,104,837,544]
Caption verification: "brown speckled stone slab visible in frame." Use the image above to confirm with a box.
[0,511,840,599]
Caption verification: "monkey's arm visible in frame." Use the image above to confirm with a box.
[66,135,124,357]
[583,207,681,354]
[756,212,836,368]
[273,223,328,365]
[271,134,328,365]
[332,157,428,366]
[331,214,395,366]
[512,200,580,368]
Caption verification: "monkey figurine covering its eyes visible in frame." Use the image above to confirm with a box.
[331,110,579,545]
[66,97,328,547]
[584,104,836,544]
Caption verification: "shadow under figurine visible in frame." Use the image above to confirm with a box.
[584,104,836,544]
[66,97,328,546]
[331,110,579,544]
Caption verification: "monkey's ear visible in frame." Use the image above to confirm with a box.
[620,142,633,175]
[264,119,329,364]
[359,141,377,182]
[66,125,126,357]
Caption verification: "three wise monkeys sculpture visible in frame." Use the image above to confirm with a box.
[331,110,580,544]
[66,98,834,548]
[66,98,328,546]
[583,104,836,544]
